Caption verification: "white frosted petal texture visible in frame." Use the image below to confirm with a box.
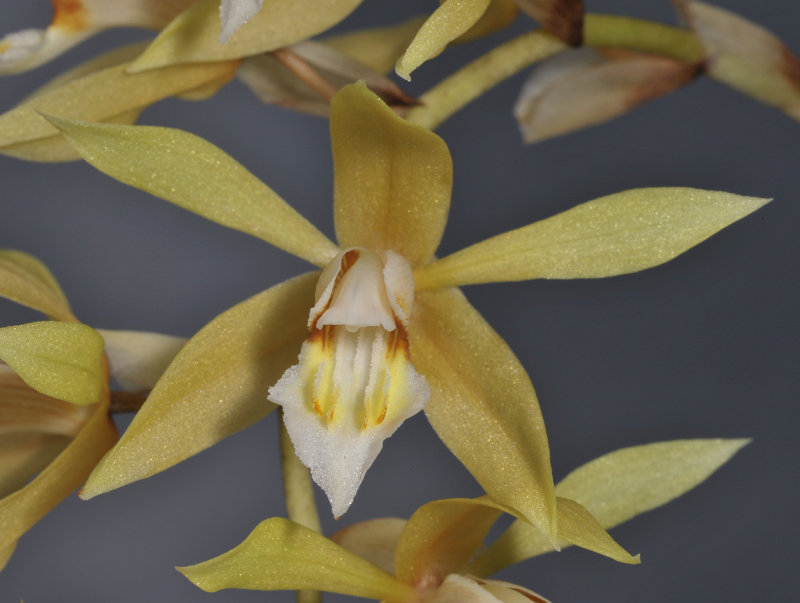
[219,0,264,42]
[269,248,428,516]
[0,29,87,75]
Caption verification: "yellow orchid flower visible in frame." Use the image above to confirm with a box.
[0,249,185,569]
[176,438,748,600]
[47,83,766,542]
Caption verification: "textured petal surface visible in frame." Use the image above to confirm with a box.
[48,117,339,267]
[414,188,769,289]
[130,0,363,70]
[395,497,510,587]
[470,439,749,575]
[0,59,238,161]
[80,274,316,499]
[324,17,428,74]
[395,0,492,80]
[0,250,74,321]
[553,497,639,564]
[99,329,186,391]
[0,395,117,569]
[331,82,452,267]
[332,517,407,574]
[0,322,105,406]
[514,48,698,143]
[410,288,556,544]
[676,0,800,121]
[177,517,416,600]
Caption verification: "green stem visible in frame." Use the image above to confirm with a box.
[405,13,704,131]
[279,412,323,603]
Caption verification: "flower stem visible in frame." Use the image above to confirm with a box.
[279,411,322,603]
[404,13,704,130]
[405,31,566,130]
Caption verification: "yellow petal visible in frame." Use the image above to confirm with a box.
[394,497,510,587]
[414,188,770,289]
[456,0,519,43]
[0,433,70,499]
[0,395,117,569]
[676,0,800,121]
[514,48,699,143]
[129,0,363,72]
[410,288,557,545]
[80,273,316,499]
[395,0,492,80]
[469,439,749,575]
[177,517,416,600]
[47,116,339,267]
[554,497,639,564]
[0,0,192,74]
[324,17,428,75]
[0,540,16,571]
[331,517,407,574]
[515,0,584,45]
[98,329,186,392]
[0,249,74,321]
[331,82,452,267]
[0,322,105,406]
[0,58,239,162]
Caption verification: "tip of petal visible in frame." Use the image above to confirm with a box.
[218,0,264,43]
[0,29,46,74]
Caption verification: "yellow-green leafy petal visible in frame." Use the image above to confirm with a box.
[415,188,769,289]
[0,396,117,568]
[0,250,74,321]
[0,322,105,405]
[395,497,511,586]
[47,117,338,267]
[469,438,748,575]
[130,0,363,71]
[0,59,238,162]
[331,82,452,267]
[456,0,519,43]
[99,329,186,392]
[325,17,428,75]
[396,0,492,80]
[410,287,557,545]
[80,274,316,499]
[554,497,639,564]
[332,518,407,574]
[177,517,416,600]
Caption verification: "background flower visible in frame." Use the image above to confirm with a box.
[0,1,796,602]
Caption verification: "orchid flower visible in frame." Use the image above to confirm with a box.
[176,438,747,600]
[47,83,766,538]
[0,249,185,569]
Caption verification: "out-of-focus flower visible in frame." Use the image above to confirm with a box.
[176,438,747,600]
[0,249,185,569]
[0,0,195,74]
[49,83,766,533]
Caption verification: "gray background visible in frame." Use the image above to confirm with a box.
[0,0,797,601]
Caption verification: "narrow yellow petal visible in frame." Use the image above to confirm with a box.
[80,274,316,499]
[0,250,74,321]
[332,517,407,574]
[177,518,416,600]
[0,395,117,567]
[469,439,749,575]
[130,0,363,71]
[395,0,492,80]
[410,288,557,545]
[676,0,800,121]
[0,322,105,406]
[0,57,238,161]
[415,188,770,289]
[98,329,186,392]
[457,0,519,43]
[0,433,70,499]
[331,82,452,267]
[324,17,428,74]
[554,497,639,564]
[394,497,511,587]
[46,117,339,267]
